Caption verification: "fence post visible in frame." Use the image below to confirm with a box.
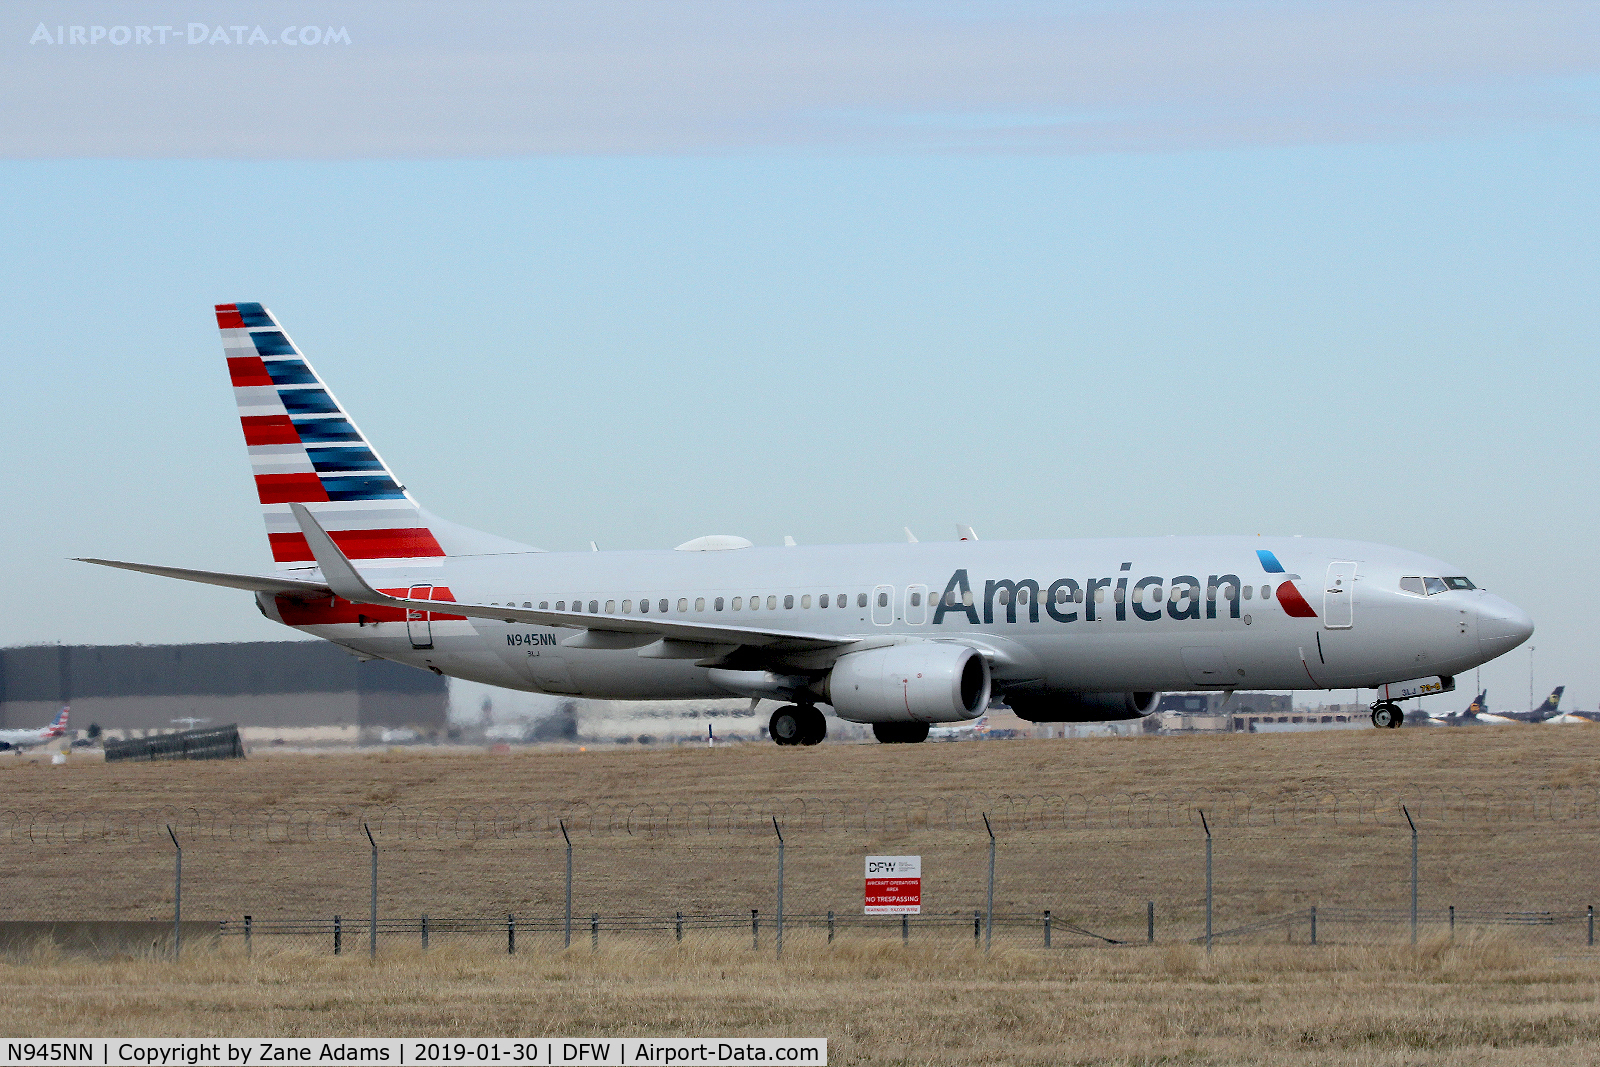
[1147,900,1154,944]
[421,914,429,951]
[1589,905,1594,947]
[675,912,683,943]
[590,914,598,952]
[773,817,784,959]
[244,915,252,958]
[1043,910,1051,949]
[901,914,909,945]
[334,915,342,956]
[827,910,834,944]
[560,820,573,950]
[1310,906,1317,946]
[166,824,182,960]
[364,823,378,961]
[1449,905,1455,940]
[751,909,759,950]
[507,914,515,955]
[1200,809,1212,956]
[973,910,980,946]
[1403,805,1418,946]
[983,812,995,953]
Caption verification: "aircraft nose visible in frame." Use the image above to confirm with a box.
[1478,596,1534,660]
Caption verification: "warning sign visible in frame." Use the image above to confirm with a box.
[864,854,921,914]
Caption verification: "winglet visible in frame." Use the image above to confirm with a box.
[289,503,388,604]
[957,524,978,541]
[904,527,918,543]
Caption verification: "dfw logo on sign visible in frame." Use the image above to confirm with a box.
[865,855,921,915]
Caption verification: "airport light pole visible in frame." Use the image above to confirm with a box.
[166,824,181,960]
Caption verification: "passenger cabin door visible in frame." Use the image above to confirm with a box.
[1323,562,1356,630]
[407,584,435,649]
[872,584,895,626]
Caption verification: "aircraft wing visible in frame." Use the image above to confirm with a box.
[288,504,852,653]
[76,558,334,599]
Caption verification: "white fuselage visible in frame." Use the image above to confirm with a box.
[260,534,1532,710]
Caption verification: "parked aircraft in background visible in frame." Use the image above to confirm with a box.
[1501,687,1567,723]
[1431,690,1518,726]
[81,303,1536,745]
[0,707,70,751]
[929,715,989,741]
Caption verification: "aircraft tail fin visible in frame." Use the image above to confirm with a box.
[216,303,534,571]
[1535,686,1565,714]
[1465,690,1488,716]
[47,706,69,736]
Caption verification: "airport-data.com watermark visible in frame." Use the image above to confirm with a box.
[29,23,350,46]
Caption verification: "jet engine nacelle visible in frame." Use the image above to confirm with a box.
[827,643,991,724]
[1007,691,1161,723]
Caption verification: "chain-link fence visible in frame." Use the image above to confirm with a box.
[2,791,1597,955]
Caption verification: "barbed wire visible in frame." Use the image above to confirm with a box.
[4,785,1599,845]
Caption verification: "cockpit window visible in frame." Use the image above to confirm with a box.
[1423,577,1448,595]
[1444,576,1475,590]
[1399,577,1425,596]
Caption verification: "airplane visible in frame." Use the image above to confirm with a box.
[80,303,1536,745]
[0,707,71,751]
[928,715,989,741]
[1429,690,1519,726]
[1500,686,1567,723]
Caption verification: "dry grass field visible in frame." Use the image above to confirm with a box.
[4,728,1600,1059]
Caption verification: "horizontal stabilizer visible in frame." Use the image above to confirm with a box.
[288,504,851,651]
[76,558,333,599]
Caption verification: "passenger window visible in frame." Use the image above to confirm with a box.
[693,597,704,611]
[1017,587,1030,604]
[1424,577,1448,595]
[858,593,868,608]
[639,599,649,613]
[1224,584,1237,600]
[1055,587,1069,604]
[770,595,780,610]
[801,594,811,608]
[714,597,724,611]
[1260,586,1271,600]
[750,596,760,611]
[678,598,688,612]
[997,588,1010,606]
[1094,588,1105,603]
[732,597,742,610]
[1242,586,1252,600]
[659,599,668,613]
[909,592,920,607]
[877,591,889,608]
[1152,586,1163,602]
[1444,576,1475,590]
[1074,589,1084,604]
[1113,586,1124,603]
[784,595,794,609]
[622,600,633,613]
[555,601,565,611]
[818,594,829,608]
[1399,577,1425,596]
[593,601,603,613]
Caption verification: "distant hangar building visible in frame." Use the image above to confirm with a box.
[0,641,447,738]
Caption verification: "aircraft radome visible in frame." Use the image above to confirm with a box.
[81,304,1535,745]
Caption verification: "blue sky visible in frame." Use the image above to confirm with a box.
[2,2,1596,714]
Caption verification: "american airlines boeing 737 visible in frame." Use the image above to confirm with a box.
[82,303,1535,744]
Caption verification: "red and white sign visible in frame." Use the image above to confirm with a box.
[864,855,921,914]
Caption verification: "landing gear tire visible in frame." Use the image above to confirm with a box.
[1370,702,1405,729]
[873,721,930,744]
[770,705,827,746]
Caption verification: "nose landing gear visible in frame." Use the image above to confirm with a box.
[769,704,827,746]
[1370,701,1406,729]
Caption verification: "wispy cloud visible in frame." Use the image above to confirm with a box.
[3,0,1596,157]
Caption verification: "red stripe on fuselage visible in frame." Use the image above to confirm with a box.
[275,587,465,626]
[268,528,447,563]
[228,355,274,387]
[215,304,244,329]
[1277,581,1319,618]
[241,414,301,446]
[255,472,330,504]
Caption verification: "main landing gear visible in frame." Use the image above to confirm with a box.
[1370,701,1406,729]
[872,722,930,744]
[770,704,826,746]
